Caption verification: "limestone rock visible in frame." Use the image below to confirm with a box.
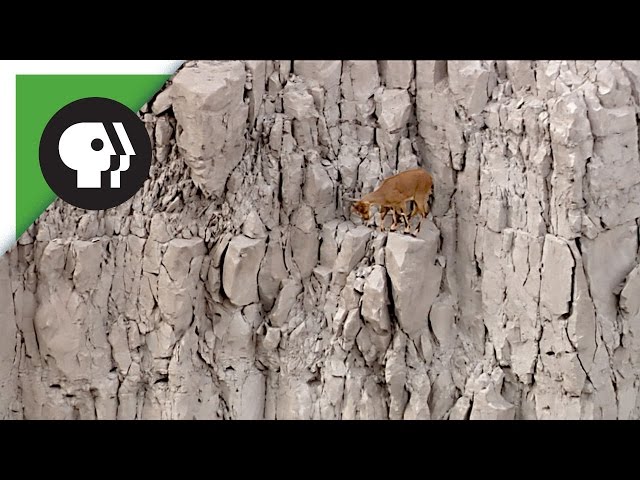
[169,61,249,198]
[258,235,288,311]
[334,226,371,276]
[303,163,335,223]
[386,232,441,339]
[448,61,490,115]
[269,278,303,327]
[290,205,319,279]
[0,257,18,418]
[376,89,412,132]
[582,224,638,351]
[222,235,266,306]
[360,265,391,334]
[429,296,456,348]
[506,61,536,92]
[242,211,267,239]
[158,238,206,336]
[379,60,414,89]
[151,87,173,115]
[283,84,319,121]
[540,235,574,319]
[469,383,516,420]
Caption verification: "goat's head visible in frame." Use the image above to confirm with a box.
[352,200,372,220]
[344,195,371,221]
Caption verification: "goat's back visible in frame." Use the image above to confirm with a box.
[381,168,432,195]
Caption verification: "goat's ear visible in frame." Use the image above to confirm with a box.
[343,195,358,201]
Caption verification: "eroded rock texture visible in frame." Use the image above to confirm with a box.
[2,60,640,419]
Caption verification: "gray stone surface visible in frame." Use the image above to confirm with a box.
[386,232,442,340]
[222,235,266,307]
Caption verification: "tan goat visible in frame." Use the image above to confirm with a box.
[345,168,433,234]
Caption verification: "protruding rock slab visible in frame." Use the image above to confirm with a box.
[361,265,391,334]
[222,235,266,306]
[170,61,249,198]
[385,232,442,339]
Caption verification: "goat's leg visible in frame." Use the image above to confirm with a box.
[402,200,415,234]
[378,206,388,232]
[414,216,422,235]
[406,200,418,233]
[413,191,428,234]
[413,210,424,234]
[390,208,398,231]
[400,209,410,233]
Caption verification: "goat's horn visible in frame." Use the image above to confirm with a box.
[342,194,358,201]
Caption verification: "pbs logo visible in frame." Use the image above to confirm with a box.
[40,97,152,210]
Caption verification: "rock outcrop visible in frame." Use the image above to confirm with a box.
[3,60,640,419]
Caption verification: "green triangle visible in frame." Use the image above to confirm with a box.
[16,74,170,238]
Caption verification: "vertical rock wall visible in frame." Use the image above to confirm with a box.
[2,60,640,419]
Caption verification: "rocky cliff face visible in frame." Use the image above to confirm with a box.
[2,60,640,419]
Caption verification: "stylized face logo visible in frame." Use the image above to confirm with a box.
[40,97,152,211]
[58,122,135,189]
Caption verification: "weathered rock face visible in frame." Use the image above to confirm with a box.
[3,60,640,419]
[222,235,266,306]
[385,232,441,340]
[170,61,249,198]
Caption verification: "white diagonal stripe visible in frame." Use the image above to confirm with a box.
[0,66,16,257]
[113,122,135,155]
